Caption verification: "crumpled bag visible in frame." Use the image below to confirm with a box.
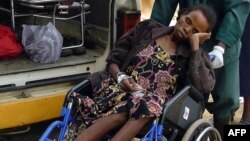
[22,22,63,63]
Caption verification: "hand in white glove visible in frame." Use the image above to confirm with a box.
[208,46,225,69]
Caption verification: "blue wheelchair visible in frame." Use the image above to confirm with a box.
[40,78,222,141]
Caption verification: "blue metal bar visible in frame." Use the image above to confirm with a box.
[141,122,157,141]
[157,124,164,141]
[39,121,64,141]
[40,100,73,141]
[58,106,73,141]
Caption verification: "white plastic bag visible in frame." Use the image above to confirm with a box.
[22,22,63,63]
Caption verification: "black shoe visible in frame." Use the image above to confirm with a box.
[72,46,86,55]
[61,48,73,57]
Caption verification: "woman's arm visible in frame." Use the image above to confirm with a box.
[108,63,141,93]
[186,32,215,93]
[106,20,149,72]
[186,50,215,93]
[108,63,121,81]
[107,20,156,92]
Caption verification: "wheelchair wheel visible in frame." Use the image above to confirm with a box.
[181,119,222,141]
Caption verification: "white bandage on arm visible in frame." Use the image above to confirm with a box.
[117,72,130,84]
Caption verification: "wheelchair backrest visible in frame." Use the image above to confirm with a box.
[63,79,93,107]
[161,86,203,132]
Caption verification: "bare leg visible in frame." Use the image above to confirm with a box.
[242,96,250,121]
[75,112,128,141]
[111,117,151,141]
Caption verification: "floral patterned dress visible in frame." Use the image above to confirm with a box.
[70,41,180,126]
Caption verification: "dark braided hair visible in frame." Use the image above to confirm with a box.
[177,4,217,32]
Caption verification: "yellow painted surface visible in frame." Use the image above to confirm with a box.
[0,92,66,129]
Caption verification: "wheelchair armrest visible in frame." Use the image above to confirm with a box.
[189,85,204,103]
[63,79,93,107]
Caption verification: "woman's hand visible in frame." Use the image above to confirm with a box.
[189,32,211,50]
[119,77,142,92]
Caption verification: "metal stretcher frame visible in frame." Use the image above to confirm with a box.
[0,0,90,49]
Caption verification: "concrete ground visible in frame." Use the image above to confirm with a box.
[202,98,243,124]
[0,119,58,141]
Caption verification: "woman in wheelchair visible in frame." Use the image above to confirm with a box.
[72,4,217,141]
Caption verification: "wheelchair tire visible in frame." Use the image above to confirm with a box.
[181,119,222,141]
